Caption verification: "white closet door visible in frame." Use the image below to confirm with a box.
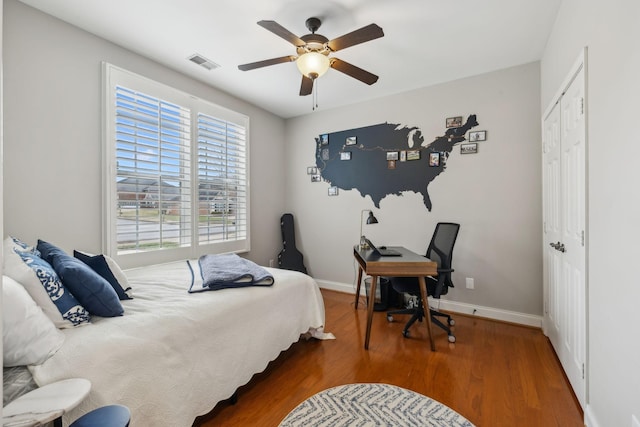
[543,63,586,408]
[543,100,562,348]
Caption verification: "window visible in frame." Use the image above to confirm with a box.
[196,113,248,245]
[103,64,249,267]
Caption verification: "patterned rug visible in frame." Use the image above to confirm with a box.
[279,383,475,427]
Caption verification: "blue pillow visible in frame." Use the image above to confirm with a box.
[15,250,91,326]
[73,251,132,300]
[38,240,124,317]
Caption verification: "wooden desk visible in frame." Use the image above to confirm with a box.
[353,246,438,351]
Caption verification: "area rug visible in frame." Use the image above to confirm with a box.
[279,383,475,427]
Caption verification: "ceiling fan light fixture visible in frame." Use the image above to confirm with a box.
[296,52,330,79]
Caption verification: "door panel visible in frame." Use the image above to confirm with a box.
[543,101,561,345]
[542,64,586,408]
[559,68,586,406]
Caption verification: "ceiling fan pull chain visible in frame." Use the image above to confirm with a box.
[313,79,319,111]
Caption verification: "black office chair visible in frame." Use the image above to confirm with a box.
[386,222,460,343]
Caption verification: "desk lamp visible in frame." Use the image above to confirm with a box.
[359,210,378,250]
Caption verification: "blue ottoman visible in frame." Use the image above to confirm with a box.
[70,405,130,427]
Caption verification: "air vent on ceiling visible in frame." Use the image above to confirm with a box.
[187,53,220,71]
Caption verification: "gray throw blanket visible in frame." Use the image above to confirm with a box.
[191,253,274,292]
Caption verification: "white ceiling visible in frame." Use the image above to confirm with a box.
[18,0,561,119]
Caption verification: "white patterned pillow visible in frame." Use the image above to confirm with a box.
[2,275,65,366]
[3,237,61,326]
[3,237,90,328]
[7,235,40,256]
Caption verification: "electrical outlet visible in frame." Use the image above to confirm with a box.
[466,277,475,289]
[269,259,274,268]
[632,414,640,427]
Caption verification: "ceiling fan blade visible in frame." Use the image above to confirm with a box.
[299,75,314,96]
[258,20,306,47]
[327,23,384,52]
[330,58,379,85]
[238,55,296,71]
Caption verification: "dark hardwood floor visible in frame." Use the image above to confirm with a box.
[198,289,583,426]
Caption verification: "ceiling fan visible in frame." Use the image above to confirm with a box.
[238,17,384,96]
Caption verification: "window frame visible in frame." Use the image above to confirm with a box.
[102,63,250,269]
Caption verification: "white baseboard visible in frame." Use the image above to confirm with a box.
[316,279,361,295]
[315,279,543,328]
[583,405,598,427]
[434,299,542,328]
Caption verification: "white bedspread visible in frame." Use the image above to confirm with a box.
[28,260,326,426]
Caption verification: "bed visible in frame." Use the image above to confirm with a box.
[21,259,327,426]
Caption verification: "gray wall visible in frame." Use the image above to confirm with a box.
[3,0,287,267]
[541,1,640,426]
[9,1,639,425]
[284,62,543,321]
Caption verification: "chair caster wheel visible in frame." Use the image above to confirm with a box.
[448,335,456,343]
[449,319,455,326]
[387,315,393,322]
[402,330,410,338]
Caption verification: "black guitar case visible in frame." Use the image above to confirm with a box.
[277,213,307,274]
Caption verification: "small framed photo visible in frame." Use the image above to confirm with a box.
[400,151,407,162]
[320,134,329,145]
[460,143,478,154]
[311,174,322,182]
[321,148,330,160]
[386,151,399,161]
[429,152,440,167]
[407,150,421,161]
[307,166,317,175]
[446,116,463,128]
[387,160,396,169]
[340,151,352,161]
[468,130,487,142]
[345,136,357,146]
[328,186,339,196]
